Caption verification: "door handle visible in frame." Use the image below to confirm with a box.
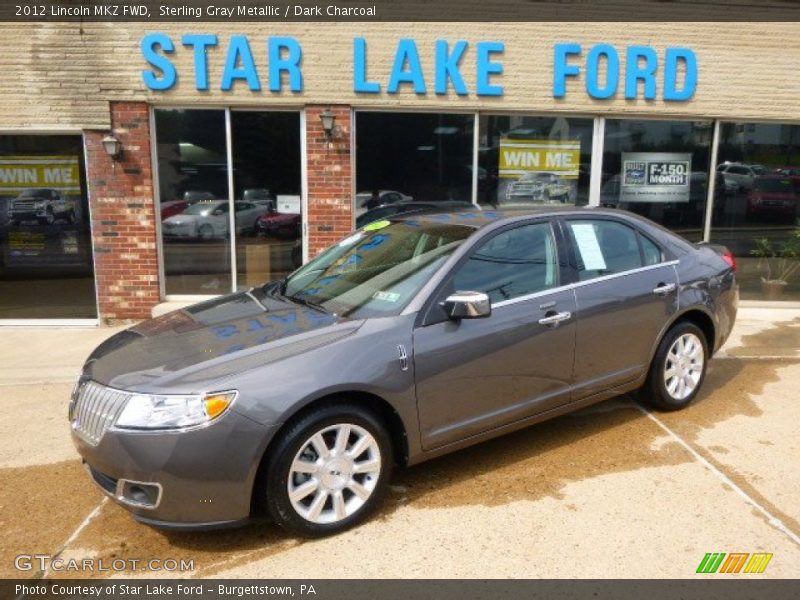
[538,311,572,326]
[652,282,677,296]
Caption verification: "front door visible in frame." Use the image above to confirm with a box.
[414,220,577,450]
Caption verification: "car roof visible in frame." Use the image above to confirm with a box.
[391,204,627,229]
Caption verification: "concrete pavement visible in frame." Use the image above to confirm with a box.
[1,308,798,579]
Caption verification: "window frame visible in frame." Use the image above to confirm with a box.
[419,216,570,326]
[560,215,668,285]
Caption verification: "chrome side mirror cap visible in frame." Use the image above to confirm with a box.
[441,291,491,320]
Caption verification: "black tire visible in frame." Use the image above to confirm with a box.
[641,321,708,411]
[197,224,214,240]
[263,402,393,537]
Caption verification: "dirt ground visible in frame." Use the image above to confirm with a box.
[1,308,799,579]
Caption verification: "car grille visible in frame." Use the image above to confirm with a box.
[11,200,36,211]
[71,381,130,446]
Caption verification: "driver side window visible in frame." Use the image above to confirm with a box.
[450,221,559,304]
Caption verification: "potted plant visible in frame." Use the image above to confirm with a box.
[750,224,800,299]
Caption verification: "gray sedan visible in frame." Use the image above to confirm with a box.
[69,207,738,536]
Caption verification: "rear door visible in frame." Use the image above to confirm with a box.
[413,218,577,450]
[563,217,678,399]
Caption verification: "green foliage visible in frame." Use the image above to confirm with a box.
[750,222,800,283]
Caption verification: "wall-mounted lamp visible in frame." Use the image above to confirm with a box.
[319,109,337,142]
[102,134,123,160]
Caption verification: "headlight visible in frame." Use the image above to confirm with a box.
[114,391,237,430]
[34,201,46,208]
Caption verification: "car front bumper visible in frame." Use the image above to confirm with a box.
[71,409,276,528]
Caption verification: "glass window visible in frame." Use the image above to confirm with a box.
[478,115,593,207]
[154,109,231,295]
[284,220,474,318]
[355,112,474,219]
[711,122,800,301]
[639,233,663,266]
[602,119,713,242]
[566,220,643,280]
[0,134,96,318]
[231,111,302,291]
[451,222,559,303]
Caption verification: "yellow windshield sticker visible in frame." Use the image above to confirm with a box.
[363,219,391,231]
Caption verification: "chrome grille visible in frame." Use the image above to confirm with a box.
[71,381,130,446]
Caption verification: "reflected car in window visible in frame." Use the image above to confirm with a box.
[161,200,264,239]
[71,207,737,537]
[355,190,413,214]
[746,176,797,220]
[255,206,301,239]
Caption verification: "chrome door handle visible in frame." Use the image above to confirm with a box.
[653,283,677,296]
[538,311,572,326]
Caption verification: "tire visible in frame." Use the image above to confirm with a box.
[641,321,708,411]
[263,402,393,537]
[197,224,214,240]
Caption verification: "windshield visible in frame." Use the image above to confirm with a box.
[182,202,222,216]
[19,189,49,198]
[755,178,793,193]
[284,220,475,318]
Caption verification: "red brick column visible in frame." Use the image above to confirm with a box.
[305,105,354,257]
[85,102,160,323]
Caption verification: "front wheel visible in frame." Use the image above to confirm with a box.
[263,403,393,536]
[642,321,708,411]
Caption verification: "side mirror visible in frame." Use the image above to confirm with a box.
[441,291,491,320]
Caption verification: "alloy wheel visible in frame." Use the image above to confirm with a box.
[663,332,704,400]
[287,423,382,524]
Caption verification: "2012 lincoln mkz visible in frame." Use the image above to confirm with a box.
[70,207,738,536]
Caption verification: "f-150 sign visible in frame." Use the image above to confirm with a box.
[620,152,693,204]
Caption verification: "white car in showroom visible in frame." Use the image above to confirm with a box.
[162,200,265,240]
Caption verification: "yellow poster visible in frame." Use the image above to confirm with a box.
[498,139,580,179]
[0,156,81,194]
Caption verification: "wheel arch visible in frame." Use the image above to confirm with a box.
[249,390,410,516]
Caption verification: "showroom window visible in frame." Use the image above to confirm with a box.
[153,109,302,296]
[602,119,714,242]
[355,112,474,221]
[0,134,96,319]
[478,115,594,207]
[711,122,800,301]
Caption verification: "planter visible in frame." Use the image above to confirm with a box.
[761,278,788,300]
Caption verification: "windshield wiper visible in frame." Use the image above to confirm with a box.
[284,293,331,314]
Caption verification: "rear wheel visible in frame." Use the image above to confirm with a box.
[642,321,708,411]
[263,403,392,537]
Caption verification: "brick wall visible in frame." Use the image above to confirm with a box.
[85,102,160,323]
[305,106,354,258]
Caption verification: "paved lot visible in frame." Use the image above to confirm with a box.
[1,308,799,579]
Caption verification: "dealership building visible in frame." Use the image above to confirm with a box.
[1,19,799,323]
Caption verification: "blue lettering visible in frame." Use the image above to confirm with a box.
[586,43,619,99]
[388,39,427,94]
[141,33,177,91]
[553,43,581,98]
[664,47,697,101]
[435,40,469,95]
[221,35,261,91]
[625,45,658,100]
[354,37,380,93]
[181,34,217,91]
[476,41,504,96]
[269,36,304,92]
[212,325,240,339]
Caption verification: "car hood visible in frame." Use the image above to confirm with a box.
[82,288,355,391]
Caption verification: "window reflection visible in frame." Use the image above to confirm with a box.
[602,119,713,242]
[155,109,231,295]
[478,115,593,207]
[0,135,96,318]
[231,111,302,290]
[711,122,800,301]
